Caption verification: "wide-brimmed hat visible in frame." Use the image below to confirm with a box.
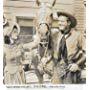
[10,23,20,35]
[57,12,77,28]
[3,22,20,37]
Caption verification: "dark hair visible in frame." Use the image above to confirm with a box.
[4,35,10,44]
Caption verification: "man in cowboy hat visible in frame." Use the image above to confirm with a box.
[51,12,86,84]
[4,22,26,84]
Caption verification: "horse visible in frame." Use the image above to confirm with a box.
[35,0,56,58]
[33,0,56,83]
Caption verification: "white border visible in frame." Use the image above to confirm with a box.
[0,0,89,90]
[0,0,5,89]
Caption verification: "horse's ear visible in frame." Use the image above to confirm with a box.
[36,0,41,6]
[51,0,56,7]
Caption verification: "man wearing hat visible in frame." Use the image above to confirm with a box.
[51,12,86,84]
[4,23,26,84]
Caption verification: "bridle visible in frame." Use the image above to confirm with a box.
[37,23,50,60]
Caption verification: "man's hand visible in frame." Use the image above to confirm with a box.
[37,62,44,75]
[69,63,80,72]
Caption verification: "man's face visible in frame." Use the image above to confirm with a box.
[58,15,70,31]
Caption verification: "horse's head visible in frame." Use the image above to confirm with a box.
[37,23,52,58]
[35,0,56,57]
[38,23,50,47]
[35,0,56,44]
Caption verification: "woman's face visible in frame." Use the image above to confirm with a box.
[11,28,19,40]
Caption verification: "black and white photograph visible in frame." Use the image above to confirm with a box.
[3,0,86,87]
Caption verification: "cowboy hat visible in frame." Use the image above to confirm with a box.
[57,12,77,28]
[3,23,20,39]
[10,22,20,35]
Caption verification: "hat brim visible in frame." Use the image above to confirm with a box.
[57,12,77,28]
[3,16,8,26]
